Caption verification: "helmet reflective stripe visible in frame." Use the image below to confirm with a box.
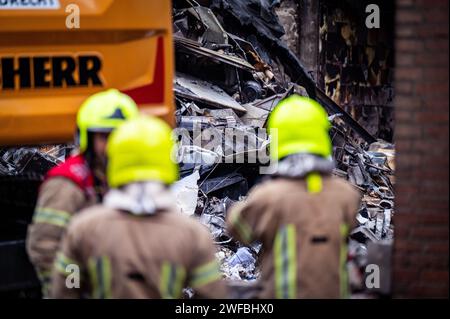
[77,89,140,153]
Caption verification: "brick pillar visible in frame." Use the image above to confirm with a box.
[394,0,449,298]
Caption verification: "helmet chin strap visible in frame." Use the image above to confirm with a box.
[83,145,108,200]
[84,133,105,180]
[74,128,81,150]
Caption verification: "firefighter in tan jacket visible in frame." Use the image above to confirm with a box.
[26,89,139,297]
[227,95,361,299]
[51,116,228,299]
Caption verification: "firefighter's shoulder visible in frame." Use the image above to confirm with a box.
[164,210,211,234]
[65,204,111,231]
[249,178,304,198]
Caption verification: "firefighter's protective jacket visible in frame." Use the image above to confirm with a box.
[227,174,361,299]
[26,154,99,296]
[50,182,227,299]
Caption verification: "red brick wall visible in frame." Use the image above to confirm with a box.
[394,0,449,298]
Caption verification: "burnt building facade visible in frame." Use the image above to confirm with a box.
[277,0,395,141]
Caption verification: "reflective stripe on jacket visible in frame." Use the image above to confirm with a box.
[227,175,361,299]
[51,204,227,299]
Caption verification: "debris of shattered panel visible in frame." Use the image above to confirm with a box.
[0,145,71,218]
[0,145,68,176]
[0,0,395,299]
[172,0,394,298]
[331,115,395,297]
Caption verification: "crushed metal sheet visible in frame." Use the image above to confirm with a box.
[175,73,247,113]
[175,36,255,71]
[240,94,284,127]
[199,172,247,196]
[0,146,65,176]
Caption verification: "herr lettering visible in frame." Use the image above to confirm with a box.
[0,55,104,90]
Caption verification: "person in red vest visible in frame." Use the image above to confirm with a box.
[26,89,139,297]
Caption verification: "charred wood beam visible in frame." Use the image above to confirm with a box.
[299,0,319,82]
[316,88,377,144]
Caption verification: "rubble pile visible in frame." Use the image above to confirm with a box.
[0,146,66,177]
[0,146,68,238]
[330,117,394,295]
[0,0,395,298]
[171,0,395,296]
